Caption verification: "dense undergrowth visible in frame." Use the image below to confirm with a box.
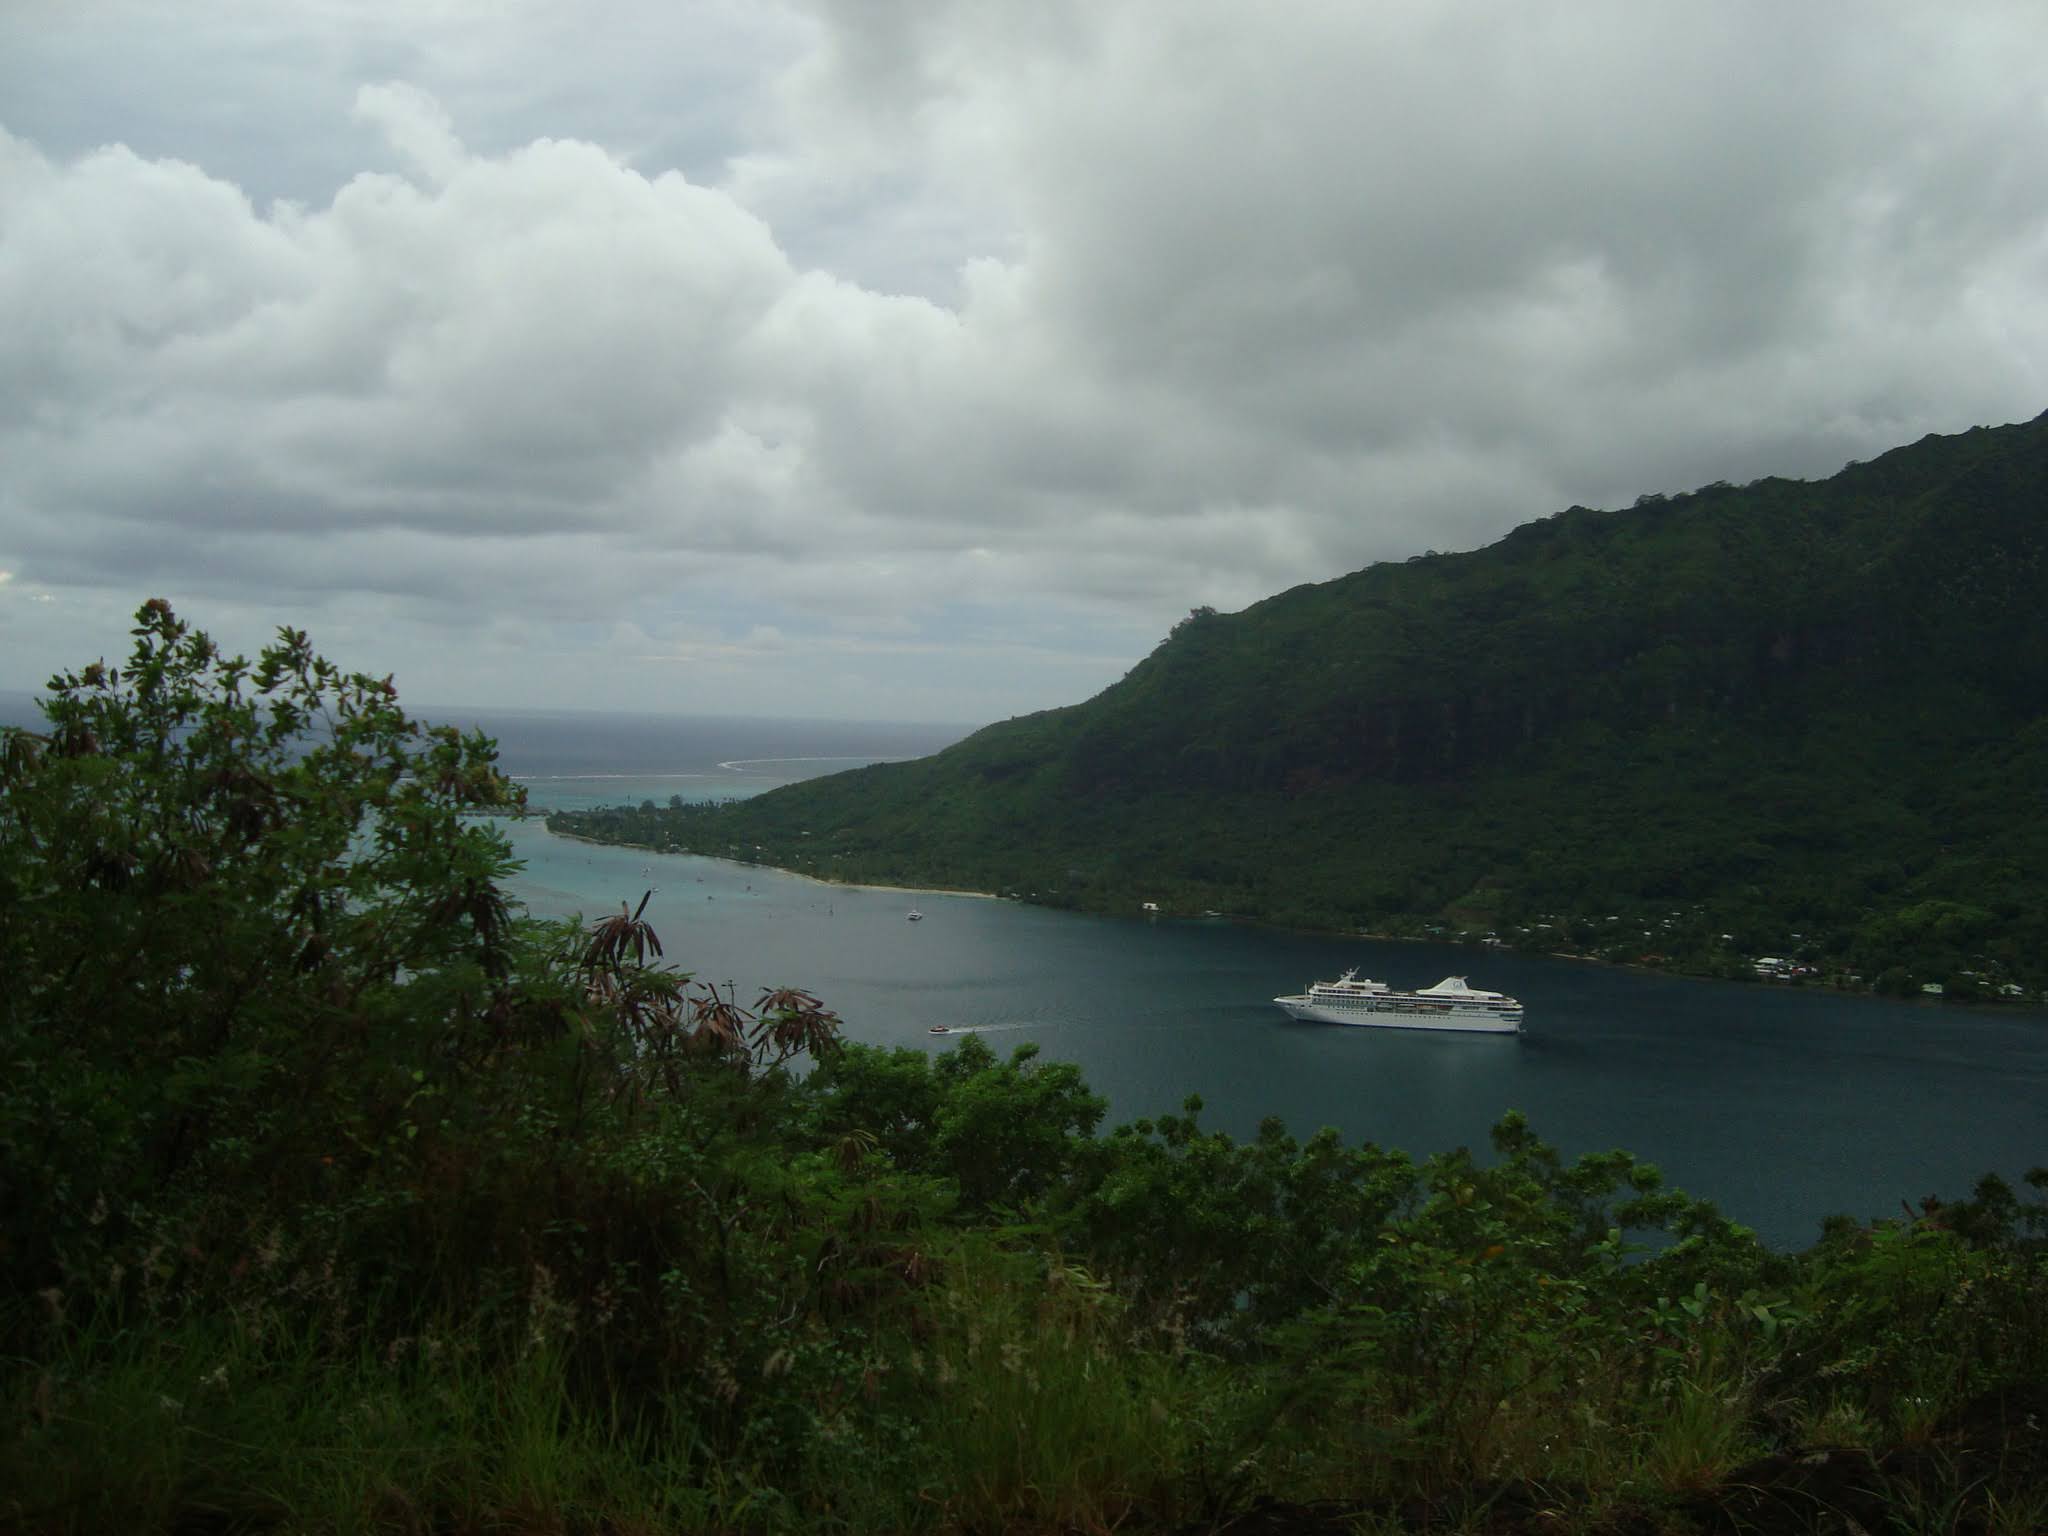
[6,606,2048,1535]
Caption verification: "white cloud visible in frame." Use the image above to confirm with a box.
[1,1,2044,719]
[352,82,466,186]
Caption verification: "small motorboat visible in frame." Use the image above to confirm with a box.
[928,1025,951,1035]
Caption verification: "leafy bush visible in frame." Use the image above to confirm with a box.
[6,604,2047,1534]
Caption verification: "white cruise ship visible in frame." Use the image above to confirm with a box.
[1273,969,1524,1034]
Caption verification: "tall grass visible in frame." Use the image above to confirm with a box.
[2,1308,702,1535]
[8,1250,2048,1535]
[4,1270,1227,1536]
[901,1246,1209,1531]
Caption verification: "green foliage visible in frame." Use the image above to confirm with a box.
[1,600,529,1303]
[560,412,2048,994]
[6,603,2048,1534]
[807,1034,1107,1214]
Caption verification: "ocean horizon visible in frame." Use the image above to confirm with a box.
[0,691,973,812]
[439,706,972,813]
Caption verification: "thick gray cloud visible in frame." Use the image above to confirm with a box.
[2,0,2044,720]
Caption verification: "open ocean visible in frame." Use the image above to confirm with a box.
[7,691,2045,1248]
[436,704,971,813]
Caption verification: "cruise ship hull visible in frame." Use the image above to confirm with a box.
[1272,994,1523,1034]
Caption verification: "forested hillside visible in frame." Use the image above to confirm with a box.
[8,604,2048,1533]
[555,413,2048,996]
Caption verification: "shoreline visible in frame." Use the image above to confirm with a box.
[536,824,2042,1011]
[539,824,1002,901]
[787,870,1002,901]
[541,829,1762,988]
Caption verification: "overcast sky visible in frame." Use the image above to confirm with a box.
[2,1,2044,723]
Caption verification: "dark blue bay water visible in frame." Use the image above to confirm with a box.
[10,690,2043,1249]
[470,708,2048,1252]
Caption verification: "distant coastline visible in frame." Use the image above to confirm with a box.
[546,819,1863,998]
[545,805,2048,1008]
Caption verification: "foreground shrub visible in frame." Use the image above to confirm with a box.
[5,604,2047,1534]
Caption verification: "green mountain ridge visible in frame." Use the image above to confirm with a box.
[555,411,2048,994]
